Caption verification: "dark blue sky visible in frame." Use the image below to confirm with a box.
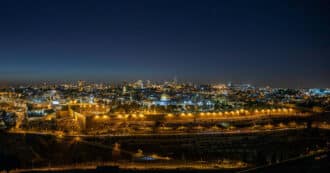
[0,0,329,88]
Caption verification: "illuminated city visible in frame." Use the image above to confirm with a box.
[1,0,329,173]
[1,80,330,172]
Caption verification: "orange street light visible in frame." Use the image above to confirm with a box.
[167,113,173,118]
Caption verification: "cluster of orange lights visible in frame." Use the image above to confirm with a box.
[198,109,250,117]
[94,113,145,120]
[166,108,295,118]
[92,108,295,120]
[254,108,293,114]
[81,104,106,109]
[93,115,110,120]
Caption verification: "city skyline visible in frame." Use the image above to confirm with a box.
[1,1,330,172]
[1,0,329,88]
[1,79,329,90]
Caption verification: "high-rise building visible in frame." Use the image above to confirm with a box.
[78,80,85,91]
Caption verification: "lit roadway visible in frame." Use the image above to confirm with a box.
[9,161,248,173]
[8,109,312,137]
[86,109,310,126]
[9,149,329,173]
[8,126,307,138]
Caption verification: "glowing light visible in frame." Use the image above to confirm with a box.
[211,125,219,130]
[57,134,63,138]
[52,101,59,105]
[278,123,286,128]
[264,124,273,129]
[74,136,81,142]
[178,126,186,130]
[56,132,64,138]
[167,113,173,118]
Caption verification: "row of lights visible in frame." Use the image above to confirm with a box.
[93,115,110,120]
[93,108,295,120]
[81,104,106,109]
[67,101,107,109]
[254,108,294,114]
[148,122,301,131]
[167,108,295,118]
[117,113,145,119]
[94,114,145,120]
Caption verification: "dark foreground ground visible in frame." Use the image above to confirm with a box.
[1,114,330,172]
[1,128,330,173]
[13,150,330,173]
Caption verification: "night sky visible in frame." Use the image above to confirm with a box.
[0,0,329,88]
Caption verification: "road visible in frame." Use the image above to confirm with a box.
[9,149,329,173]
[9,161,247,173]
[8,126,308,138]
[7,112,311,137]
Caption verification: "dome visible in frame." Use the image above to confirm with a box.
[160,93,170,101]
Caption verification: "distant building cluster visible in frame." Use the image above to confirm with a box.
[0,80,329,133]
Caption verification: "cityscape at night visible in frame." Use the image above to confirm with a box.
[0,0,330,173]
